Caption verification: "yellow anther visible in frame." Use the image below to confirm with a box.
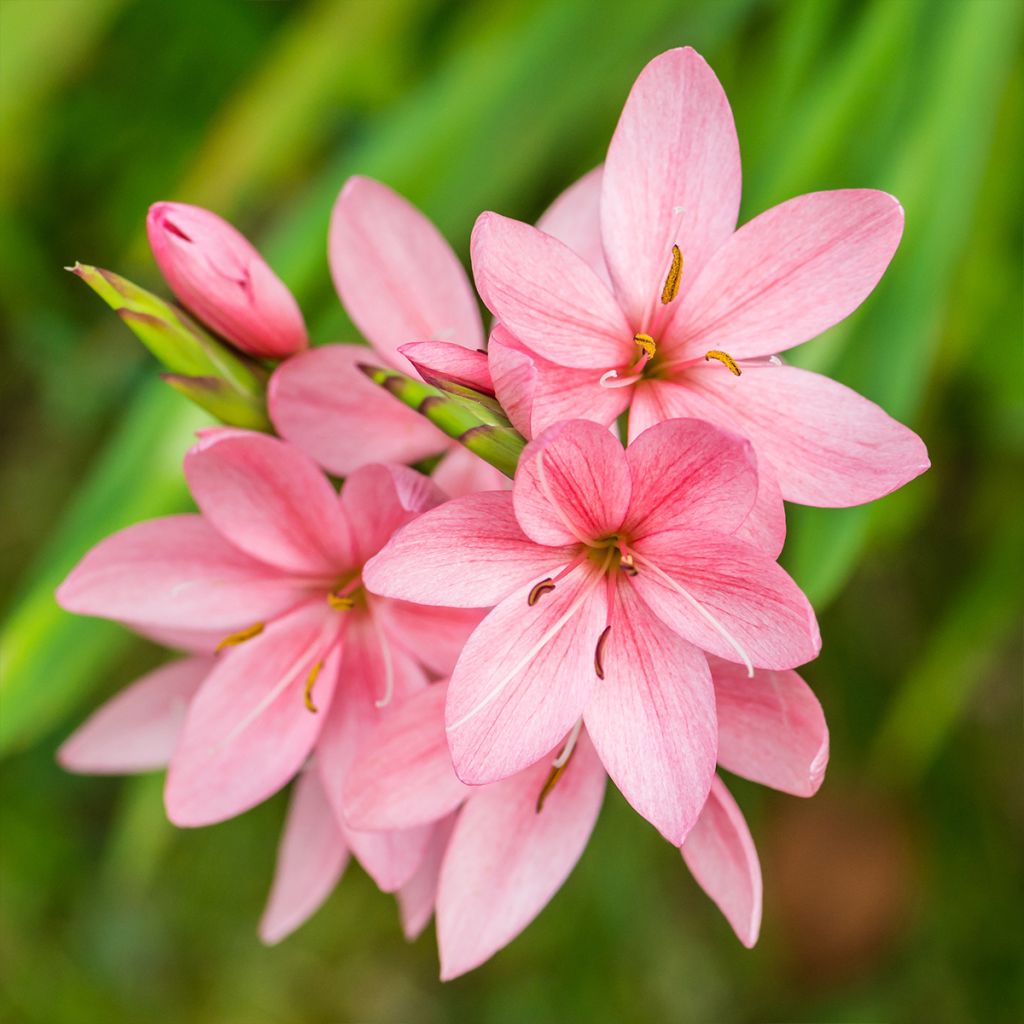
[594,624,612,680]
[704,350,742,376]
[528,578,556,607]
[327,592,355,610]
[633,333,657,360]
[660,244,683,304]
[303,661,323,713]
[619,552,638,577]
[215,622,264,652]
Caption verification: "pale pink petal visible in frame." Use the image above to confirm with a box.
[601,48,741,325]
[363,491,571,608]
[536,165,609,284]
[329,176,483,368]
[513,419,631,547]
[732,462,787,559]
[711,656,828,797]
[471,212,632,369]
[269,344,447,476]
[343,683,471,831]
[670,190,904,360]
[164,602,340,827]
[631,532,820,670]
[184,430,352,576]
[58,657,211,774]
[259,767,349,945]
[372,599,484,677]
[681,775,762,947]
[133,624,224,655]
[437,731,606,980]
[487,326,537,438]
[430,445,509,498]
[445,565,607,785]
[397,814,457,941]
[56,515,305,633]
[584,578,716,843]
[399,341,493,394]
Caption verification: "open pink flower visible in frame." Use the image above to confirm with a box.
[475,47,929,511]
[363,417,819,844]
[268,176,503,496]
[147,202,308,359]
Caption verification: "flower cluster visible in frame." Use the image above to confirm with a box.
[58,48,927,978]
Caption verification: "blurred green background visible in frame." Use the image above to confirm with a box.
[1,0,1021,1021]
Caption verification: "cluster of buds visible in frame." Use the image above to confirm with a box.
[57,48,927,979]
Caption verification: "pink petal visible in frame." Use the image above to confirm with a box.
[437,731,606,979]
[397,814,457,941]
[164,602,340,827]
[371,599,484,677]
[601,48,741,326]
[399,341,494,394]
[58,657,211,775]
[259,767,349,945]
[631,532,820,670]
[670,189,904,360]
[733,461,787,559]
[269,344,448,476]
[711,656,828,797]
[329,176,483,368]
[184,430,352,576]
[513,419,631,547]
[363,491,571,609]
[583,578,716,843]
[681,775,762,947]
[536,165,609,284]
[445,565,607,785]
[622,418,758,542]
[343,683,470,831]
[471,212,631,369]
[487,325,537,438]
[56,515,305,633]
[430,445,509,498]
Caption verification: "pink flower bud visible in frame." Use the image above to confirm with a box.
[147,202,307,360]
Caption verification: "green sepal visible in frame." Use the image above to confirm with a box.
[161,374,272,432]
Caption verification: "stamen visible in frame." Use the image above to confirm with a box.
[633,333,657,360]
[619,552,638,576]
[536,718,584,813]
[594,625,611,679]
[660,245,683,304]
[370,604,396,709]
[704,350,742,376]
[303,661,322,713]
[215,622,264,652]
[327,592,355,610]
[528,578,556,606]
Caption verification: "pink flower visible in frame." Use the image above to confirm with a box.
[475,47,929,512]
[267,176,504,496]
[363,417,820,844]
[147,202,308,359]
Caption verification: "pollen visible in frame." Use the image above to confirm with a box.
[528,578,556,606]
[660,244,682,304]
[303,660,323,713]
[619,552,638,576]
[633,333,657,360]
[594,625,611,679]
[215,621,264,652]
[327,592,355,610]
[704,350,742,376]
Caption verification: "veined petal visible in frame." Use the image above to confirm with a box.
[259,767,349,945]
[329,176,483,369]
[184,430,352,576]
[58,657,211,775]
[711,656,828,797]
[601,47,740,325]
[681,776,762,947]
[430,445,509,499]
[514,419,631,547]
[584,578,716,844]
[397,814,457,941]
[269,344,447,476]
[399,341,494,394]
[371,599,484,677]
[536,165,609,284]
[363,491,571,609]
[471,212,631,369]
[445,565,607,785]
[670,189,904,360]
[487,326,537,439]
[437,732,606,980]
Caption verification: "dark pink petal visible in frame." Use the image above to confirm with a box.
[584,578,716,844]
[445,566,607,785]
[631,532,820,670]
[58,657,210,774]
[259,767,349,945]
[514,419,631,547]
[147,202,307,359]
[601,48,740,325]
[397,814,457,941]
[399,341,494,394]
[732,462,787,559]
[681,775,762,947]
[343,683,471,831]
[184,430,352,576]
[487,326,537,438]
[430,445,509,498]
[269,344,447,476]
[372,599,484,677]
[363,491,571,608]
[329,176,483,368]
[164,602,340,827]
[56,515,305,633]
[536,165,609,284]
[471,212,631,369]
[623,418,758,542]
[711,656,828,797]
[670,189,904,360]
[436,732,606,979]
